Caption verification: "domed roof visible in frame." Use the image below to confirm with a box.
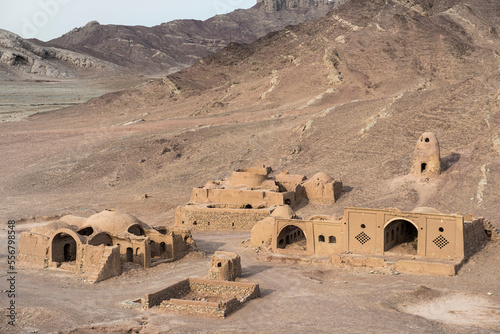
[85,210,150,235]
[306,172,334,183]
[271,205,295,219]
[30,221,74,237]
[59,215,88,228]
[412,207,442,214]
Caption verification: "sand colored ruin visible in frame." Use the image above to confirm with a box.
[175,165,342,230]
[140,278,260,318]
[127,252,259,318]
[208,251,242,281]
[18,209,196,283]
[251,206,490,275]
[412,132,441,178]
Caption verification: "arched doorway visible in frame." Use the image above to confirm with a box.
[52,232,77,263]
[126,247,134,262]
[277,225,307,251]
[384,219,418,255]
[160,242,167,258]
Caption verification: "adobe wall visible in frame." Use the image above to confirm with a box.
[275,173,307,192]
[302,180,343,204]
[463,218,487,258]
[18,232,49,267]
[190,188,295,208]
[175,205,273,230]
[81,244,122,282]
[171,228,196,260]
[343,208,465,260]
[229,171,268,187]
[271,218,344,256]
[110,236,150,268]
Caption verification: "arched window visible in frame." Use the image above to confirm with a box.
[329,236,336,244]
[318,235,325,242]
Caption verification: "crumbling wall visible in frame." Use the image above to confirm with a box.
[463,218,487,258]
[190,188,294,207]
[302,180,343,204]
[188,279,260,301]
[145,279,191,308]
[18,232,49,267]
[162,298,231,318]
[483,219,500,242]
[171,227,196,260]
[83,245,121,283]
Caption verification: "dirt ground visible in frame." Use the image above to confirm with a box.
[1,222,499,334]
[1,1,500,332]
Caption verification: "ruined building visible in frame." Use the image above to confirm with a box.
[18,209,195,283]
[251,206,489,275]
[175,165,342,230]
[250,132,493,275]
[130,251,259,318]
[412,132,441,178]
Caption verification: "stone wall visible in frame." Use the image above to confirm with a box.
[175,205,273,230]
[146,278,260,317]
[145,279,191,308]
[189,279,260,301]
[163,298,231,318]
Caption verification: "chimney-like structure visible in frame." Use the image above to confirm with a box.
[412,132,441,178]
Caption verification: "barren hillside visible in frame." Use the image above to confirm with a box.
[45,0,341,75]
[1,0,499,228]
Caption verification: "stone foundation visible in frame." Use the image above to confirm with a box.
[144,278,260,318]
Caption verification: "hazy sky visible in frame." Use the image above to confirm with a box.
[0,0,257,41]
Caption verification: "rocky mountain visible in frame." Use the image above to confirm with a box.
[2,0,500,229]
[45,0,341,75]
[0,0,342,80]
[0,29,114,80]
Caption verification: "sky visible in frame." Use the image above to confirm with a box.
[0,0,257,41]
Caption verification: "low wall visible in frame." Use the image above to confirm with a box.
[163,298,234,318]
[145,279,190,308]
[189,278,261,301]
[175,205,273,230]
[146,278,260,317]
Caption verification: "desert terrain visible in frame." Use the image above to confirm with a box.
[1,0,500,332]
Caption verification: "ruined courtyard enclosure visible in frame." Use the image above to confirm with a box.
[18,210,196,283]
[140,278,260,318]
[175,165,342,231]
